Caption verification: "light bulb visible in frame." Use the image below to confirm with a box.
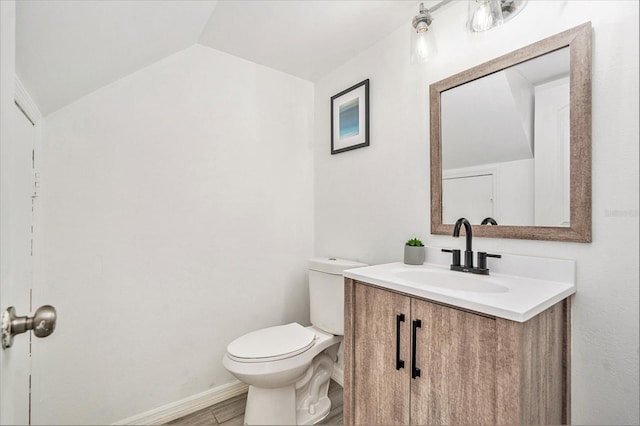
[410,2,437,64]
[412,28,437,63]
[471,1,494,31]
[467,0,503,32]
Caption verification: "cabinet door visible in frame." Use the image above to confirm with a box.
[410,299,497,425]
[353,283,411,425]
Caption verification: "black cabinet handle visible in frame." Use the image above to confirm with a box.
[395,314,405,370]
[411,319,421,379]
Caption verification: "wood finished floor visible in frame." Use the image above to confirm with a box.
[166,380,343,425]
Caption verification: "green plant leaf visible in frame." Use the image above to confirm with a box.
[406,237,424,247]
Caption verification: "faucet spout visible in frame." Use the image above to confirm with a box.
[453,218,473,252]
[453,218,473,268]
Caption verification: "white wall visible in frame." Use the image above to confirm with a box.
[534,77,571,226]
[35,44,314,424]
[314,1,639,424]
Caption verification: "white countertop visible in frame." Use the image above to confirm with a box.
[343,248,576,322]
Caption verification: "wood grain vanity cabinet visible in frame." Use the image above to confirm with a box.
[343,278,570,425]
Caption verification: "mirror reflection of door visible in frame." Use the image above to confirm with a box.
[443,173,493,224]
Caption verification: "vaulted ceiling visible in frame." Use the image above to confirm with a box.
[16,0,433,116]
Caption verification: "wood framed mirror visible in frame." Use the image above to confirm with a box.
[430,23,592,242]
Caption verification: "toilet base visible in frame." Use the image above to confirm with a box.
[245,385,297,425]
[244,386,332,425]
[242,343,340,425]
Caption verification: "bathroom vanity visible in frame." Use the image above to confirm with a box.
[342,251,575,425]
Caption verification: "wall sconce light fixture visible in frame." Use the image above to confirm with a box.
[411,2,437,63]
[411,0,527,63]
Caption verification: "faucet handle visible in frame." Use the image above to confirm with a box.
[441,248,461,266]
[477,252,501,270]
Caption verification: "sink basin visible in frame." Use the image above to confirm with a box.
[392,268,509,293]
[343,251,576,322]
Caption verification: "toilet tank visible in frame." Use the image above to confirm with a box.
[308,257,367,335]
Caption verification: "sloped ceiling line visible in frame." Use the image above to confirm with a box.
[17,0,439,116]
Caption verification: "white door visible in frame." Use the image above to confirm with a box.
[442,174,495,225]
[1,4,31,422]
[0,102,36,424]
[2,4,56,423]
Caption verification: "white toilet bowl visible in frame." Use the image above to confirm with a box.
[222,257,366,425]
[223,323,342,425]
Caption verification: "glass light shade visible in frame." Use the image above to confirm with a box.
[467,0,504,32]
[411,27,437,63]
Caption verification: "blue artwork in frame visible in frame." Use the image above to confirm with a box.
[331,79,369,154]
[339,98,359,138]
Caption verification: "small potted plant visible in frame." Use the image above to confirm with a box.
[404,238,425,265]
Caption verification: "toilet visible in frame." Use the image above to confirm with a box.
[222,257,366,425]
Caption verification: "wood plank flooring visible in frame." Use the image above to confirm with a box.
[166,380,343,425]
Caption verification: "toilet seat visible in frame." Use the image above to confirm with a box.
[227,323,316,363]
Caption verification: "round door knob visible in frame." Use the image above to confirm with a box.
[32,305,57,338]
[1,305,57,349]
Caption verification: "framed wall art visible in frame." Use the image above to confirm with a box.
[331,79,369,154]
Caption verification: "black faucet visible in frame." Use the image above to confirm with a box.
[441,217,501,275]
[453,217,474,268]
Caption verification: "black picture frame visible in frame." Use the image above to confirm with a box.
[330,79,369,154]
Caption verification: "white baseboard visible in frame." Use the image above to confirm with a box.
[114,368,341,425]
[113,380,249,425]
[331,366,344,387]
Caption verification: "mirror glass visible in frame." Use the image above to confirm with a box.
[441,47,570,227]
[430,23,592,242]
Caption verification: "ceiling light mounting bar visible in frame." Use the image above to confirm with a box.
[412,0,454,33]
[428,0,455,14]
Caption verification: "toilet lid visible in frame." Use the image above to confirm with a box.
[227,323,316,362]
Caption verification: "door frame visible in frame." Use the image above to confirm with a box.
[0,72,43,424]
